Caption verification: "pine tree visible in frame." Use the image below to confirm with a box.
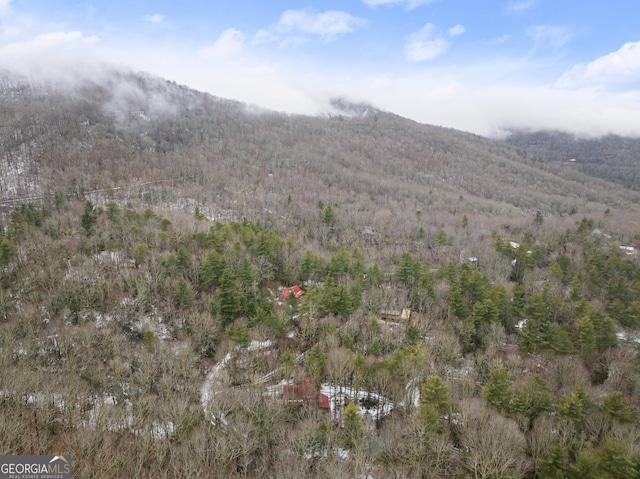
[199,250,227,290]
[333,284,354,316]
[321,205,335,227]
[420,376,450,415]
[482,367,511,412]
[600,391,636,423]
[176,247,191,272]
[132,243,150,268]
[395,252,419,287]
[557,383,590,429]
[0,237,16,267]
[226,322,250,347]
[449,283,469,319]
[343,402,364,448]
[305,345,327,387]
[575,315,597,356]
[173,279,193,309]
[511,374,553,431]
[472,299,499,326]
[218,269,243,326]
[80,200,98,236]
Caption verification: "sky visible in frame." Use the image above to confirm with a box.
[1,0,639,138]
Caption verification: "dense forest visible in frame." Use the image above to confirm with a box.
[1,67,640,478]
[504,130,640,192]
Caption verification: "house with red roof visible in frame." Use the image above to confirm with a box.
[280,285,305,299]
[283,375,330,411]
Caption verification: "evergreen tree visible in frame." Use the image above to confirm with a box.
[537,444,569,479]
[343,402,364,448]
[305,345,327,387]
[176,247,191,272]
[173,279,193,309]
[226,322,250,347]
[300,250,321,280]
[482,367,511,412]
[237,257,255,288]
[218,269,243,326]
[472,299,499,326]
[534,210,544,226]
[511,374,553,431]
[590,312,618,352]
[511,282,526,318]
[333,284,354,316]
[199,250,227,290]
[194,206,205,221]
[80,200,98,236]
[281,349,296,380]
[557,383,590,429]
[105,201,120,222]
[395,252,420,287]
[420,376,451,415]
[575,315,597,356]
[449,283,469,319]
[600,391,636,423]
[435,229,449,246]
[0,237,16,267]
[519,291,552,353]
[132,243,150,268]
[366,263,384,288]
[298,284,323,320]
[321,205,335,227]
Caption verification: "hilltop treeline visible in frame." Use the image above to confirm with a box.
[504,130,640,192]
[3,68,640,251]
[1,198,640,478]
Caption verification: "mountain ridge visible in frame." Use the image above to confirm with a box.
[503,129,640,192]
[2,65,640,244]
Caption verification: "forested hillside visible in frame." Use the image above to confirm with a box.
[1,67,640,478]
[504,130,640,192]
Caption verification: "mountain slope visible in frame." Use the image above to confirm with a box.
[503,130,640,191]
[2,66,640,478]
[2,67,640,245]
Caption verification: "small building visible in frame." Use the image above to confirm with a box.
[620,246,637,256]
[381,308,411,321]
[280,285,305,299]
[283,375,330,410]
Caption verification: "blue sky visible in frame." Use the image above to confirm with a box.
[1,0,639,137]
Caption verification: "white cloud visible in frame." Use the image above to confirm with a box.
[0,0,11,15]
[251,9,366,46]
[363,0,436,10]
[507,0,538,13]
[370,74,392,91]
[447,24,465,37]
[142,14,165,25]
[1,31,99,55]
[404,24,450,62]
[348,69,640,138]
[0,31,102,81]
[277,10,367,41]
[488,34,511,45]
[44,37,640,139]
[557,41,640,89]
[1,24,21,38]
[199,28,246,60]
[526,25,572,49]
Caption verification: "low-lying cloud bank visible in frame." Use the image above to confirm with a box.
[1,32,639,140]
